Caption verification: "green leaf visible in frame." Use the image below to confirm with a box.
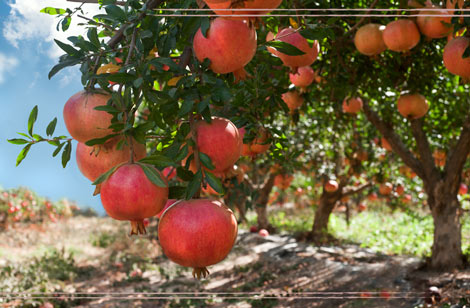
[8,138,29,145]
[138,163,167,187]
[16,144,32,166]
[93,105,120,113]
[85,134,118,146]
[176,166,194,181]
[300,26,335,41]
[205,171,224,194]
[47,140,61,147]
[46,117,57,136]
[48,58,81,79]
[92,164,121,185]
[198,152,215,170]
[265,41,305,56]
[61,141,72,168]
[27,106,38,136]
[54,39,79,55]
[40,7,66,15]
[139,154,175,168]
[105,4,127,22]
[200,17,210,38]
[61,16,71,31]
[463,45,470,59]
[178,99,194,117]
[52,142,65,157]
[185,170,202,199]
[87,28,100,48]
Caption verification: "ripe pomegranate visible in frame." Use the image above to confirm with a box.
[402,194,412,204]
[417,7,453,39]
[354,23,387,56]
[274,174,294,189]
[397,93,429,119]
[258,229,269,237]
[443,37,470,78]
[459,183,468,195]
[158,199,238,279]
[289,66,315,87]
[162,166,177,180]
[282,90,304,113]
[270,28,319,68]
[368,192,378,202]
[239,127,271,156]
[100,163,168,235]
[433,150,447,167]
[396,184,405,196]
[325,180,339,193]
[205,0,282,16]
[249,225,258,233]
[63,90,114,143]
[342,97,363,114]
[383,19,420,52]
[379,182,393,195]
[76,137,147,182]
[358,203,367,212]
[193,18,257,75]
[194,117,242,174]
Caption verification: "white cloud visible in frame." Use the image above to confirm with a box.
[0,53,19,83]
[2,0,103,59]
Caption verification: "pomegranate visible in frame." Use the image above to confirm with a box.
[401,194,412,204]
[397,93,429,119]
[325,180,339,193]
[63,90,114,143]
[417,7,453,39]
[249,225,258,233]
[433,150,446,167]
[282,90,304,113]
[258,229,269,237]
[270,28,319,68]
[274,174,294,189]
[162,166,177,180]
[342,97,363,114]
[100,163,168,235]
[396,184,405,196]
[459,183,468,195]
[289,66,315,87]
[194,117,242,174]
[443,37,470,78]
[158,199,238,279]
[354,23,387,56]
[368,192,378,202]
[193,18,257,75]
[358,203,367,212]
[239,127,271,156]
[205,0,282,16]
[76,137,147,182]
[379,182,393,195]
[383,19,420,52]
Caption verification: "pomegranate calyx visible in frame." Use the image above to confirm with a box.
[130,220,147,236]
[192,267,210,279]
[93,184,101,196]
[233,67,252,83]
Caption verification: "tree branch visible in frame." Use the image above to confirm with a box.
[362,99,425,179]
[345,0,380,35]
[444,114,470,186]
[342,182,372,198]
[410,119,437,180]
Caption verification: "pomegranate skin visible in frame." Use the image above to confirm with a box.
[383,19,420,52]
[354,23,387,56]
[342,97,363,114]
[281,90,304,113]
[193,18,257,74]
[417,8,453,39]
[397,93,429,119]
[443,37,470,78]
[239,127,271,156]
[100,163,168,221]
[76,138,147,182]
[273,28,319,68]
[63,91,114,143]
[195,117,242,173]
[289,66,315,87]
[205,0,282,16]
[158,199,238,269]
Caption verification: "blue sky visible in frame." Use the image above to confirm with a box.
[0,1,105,213]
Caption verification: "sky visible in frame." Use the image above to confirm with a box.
[0,0,106,214]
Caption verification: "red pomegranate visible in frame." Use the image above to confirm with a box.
[358,203,367,212]
[342,97,363,114]
[383,20,420,52]
[325,180,339,193]
[76,137,147,182]
[459,183,468,195]
[397,93,429,119]
[193,18,257,75]
[239,127,271,156]
[289,66,315,87]
[396,184,405,196]
[417,7,453,39]
[158,199,238,279]
[401,194,412,204]
[162,166,177,180]
[282,90,304,113]
[258,229,269,237]
[100,163,168,235]
[205,0,282,16]
[270,28,319,68]
[194,117,242,174]
[379,182,393,195]
[274,174,294,189]
[368,192,378,202]
[354,23,387,56]
[443,37,470,78]
[63,90,114,143]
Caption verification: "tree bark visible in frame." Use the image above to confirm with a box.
[255,174,276,232]
[311,191,342,239]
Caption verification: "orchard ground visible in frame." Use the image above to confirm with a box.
[1,191,469,308]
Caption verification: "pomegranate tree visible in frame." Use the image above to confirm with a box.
[158,199,238,279]
[100,163,168,235]
[397,93,429,119]
[383,19,420,52]
[76,137,147,182]
[354,23,387,56]
[193,18,257,77]
[443,37,470,78]
[63,90,114,143]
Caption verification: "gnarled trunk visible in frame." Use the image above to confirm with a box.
[255,174,276,232]
[311,190,342,239]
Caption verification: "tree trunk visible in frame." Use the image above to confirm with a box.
[311,191,341,240]
[428,189,463,270]
[255,174,276,232]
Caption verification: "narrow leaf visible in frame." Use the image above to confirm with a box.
[205,171,224,194]
[16,144,32,166]
[61,141,72,168]
[92,164,122,185]
[8,138,29,145]
[27,106,38,136]
[265,41,305,56]
[46,117,57,136]
[52,142,65,157]
[85,134,118,146]
[40,7,66,15]
[186,170,203,199]
[138,163,167,187]
[198,152,215,170]
[54,39,79,55]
